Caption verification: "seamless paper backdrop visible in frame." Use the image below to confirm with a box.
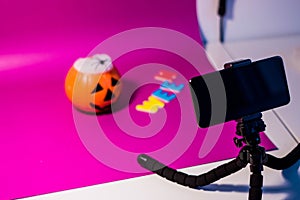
[0,1,276,199]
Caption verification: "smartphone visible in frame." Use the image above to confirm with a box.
[189,56,290,128]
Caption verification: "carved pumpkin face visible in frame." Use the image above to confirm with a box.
[65,54,122,113]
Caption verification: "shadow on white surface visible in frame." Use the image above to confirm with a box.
[198,161,300,199]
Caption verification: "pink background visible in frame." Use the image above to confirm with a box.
[0,1,276,199]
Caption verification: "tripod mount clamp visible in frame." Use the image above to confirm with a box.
[234,113,266,147]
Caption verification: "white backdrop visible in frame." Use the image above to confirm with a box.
[197,0,300,43]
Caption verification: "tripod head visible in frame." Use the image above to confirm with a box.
[234,113,266,147]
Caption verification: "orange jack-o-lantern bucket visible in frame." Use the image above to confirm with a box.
[65,54,122,114]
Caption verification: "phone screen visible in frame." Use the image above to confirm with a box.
[189,56,290,128]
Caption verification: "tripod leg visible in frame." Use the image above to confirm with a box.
[249,173,263,200]
[248,147,265,200]
[264,143,300,170]
[138,154,247,188]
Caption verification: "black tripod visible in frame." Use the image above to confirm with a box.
[138,113,300,200]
